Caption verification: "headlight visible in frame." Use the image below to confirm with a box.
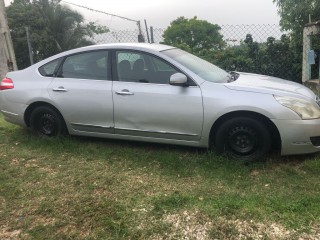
[274,95,320,120]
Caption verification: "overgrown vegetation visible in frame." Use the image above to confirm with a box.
[7,1,317,83]
[163,16,304,82]
[163,16,225,56]
[213,33,298,81]
[6,0,108,69]
[1,114,320,239]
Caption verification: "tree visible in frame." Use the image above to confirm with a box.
[243,34,262,72]
[0,0,17,75]
[273,0,320,34]
[162,17,225,59]
[213,44,255,73]
[212,33,298,81]
[0,22,8,79]
[6,0,108,69]
[273,0,320,82]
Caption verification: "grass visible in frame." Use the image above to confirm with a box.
[1,114,320,239]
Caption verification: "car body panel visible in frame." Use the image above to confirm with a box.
[1,43,320,157]
[226,72,315,100]
[113,81,203,141]
[48,78,114,134]
[272,118,320,155]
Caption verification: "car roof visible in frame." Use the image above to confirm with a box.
[80,43,175,52]
[32,43,176,68]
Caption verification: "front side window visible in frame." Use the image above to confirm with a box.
[59,51,109,80]
[116,51,179,84]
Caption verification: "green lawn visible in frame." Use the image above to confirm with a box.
[1,114,320,239]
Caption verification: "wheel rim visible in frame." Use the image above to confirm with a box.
[37,113,56,136]
[227,126,257,155]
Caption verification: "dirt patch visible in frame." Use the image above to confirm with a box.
[150,211,320,240]
[0,225,21,240]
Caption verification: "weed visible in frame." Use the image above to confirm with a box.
[1,115,320,239]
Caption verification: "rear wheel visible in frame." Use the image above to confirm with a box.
[30,106,66,137]
[214,117,271,162]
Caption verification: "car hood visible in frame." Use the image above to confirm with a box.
[225,72,315,99]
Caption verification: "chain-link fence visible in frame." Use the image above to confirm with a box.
[93,24,286,45]
[15,24,314,84]
[93,24,303,82]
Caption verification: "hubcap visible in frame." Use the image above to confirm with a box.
[227,126,257,154]
[39,113,56,135]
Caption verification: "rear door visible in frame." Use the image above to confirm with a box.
[48,50,114,134]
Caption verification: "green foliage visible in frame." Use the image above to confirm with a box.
[273,0,320,33]
[163,17,302,82]
[212,43,255,73]
[163,16,225,59]
[215,34,299,81]
[2,113,320,238]
[272,0,320,82]
[6,0,109,69]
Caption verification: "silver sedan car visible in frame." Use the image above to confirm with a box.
[1,43,320,161]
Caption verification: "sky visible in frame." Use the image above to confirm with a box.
[4,0,281,31]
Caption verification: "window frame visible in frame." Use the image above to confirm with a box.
[55,50,112,81]
[38,58,63,77]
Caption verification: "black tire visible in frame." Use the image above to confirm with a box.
[214,117,271,162]
[30,106,67,137]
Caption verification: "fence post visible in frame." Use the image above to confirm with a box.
[137,21,145,43]
[25,26,34,65]
[150,26,154,43]
[144,19,150,43]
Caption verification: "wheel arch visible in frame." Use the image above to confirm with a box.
[209,111,281,151]
[24,101,66,128]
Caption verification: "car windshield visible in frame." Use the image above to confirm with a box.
[162,48,230,83]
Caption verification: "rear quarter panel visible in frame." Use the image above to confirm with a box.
[0,67,54,125]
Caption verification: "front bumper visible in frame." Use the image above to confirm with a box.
[272,118,320,155]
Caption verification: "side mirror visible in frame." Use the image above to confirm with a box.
[170,73,188,86]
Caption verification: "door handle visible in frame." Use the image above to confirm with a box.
[115,90,134,96]
[52,87,68,92]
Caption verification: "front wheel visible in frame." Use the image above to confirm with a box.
[30,106,67,137]
[214,117,271,162]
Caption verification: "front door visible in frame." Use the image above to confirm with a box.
[112,50,203,141]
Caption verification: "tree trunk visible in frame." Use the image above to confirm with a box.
[0,21,8,79]
[0,0,17,79]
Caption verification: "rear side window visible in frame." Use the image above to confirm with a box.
[38,58,62,77]
[58,51,110,80]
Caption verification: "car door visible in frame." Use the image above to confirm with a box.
[112,50,203,141]
[48,50,114,134]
